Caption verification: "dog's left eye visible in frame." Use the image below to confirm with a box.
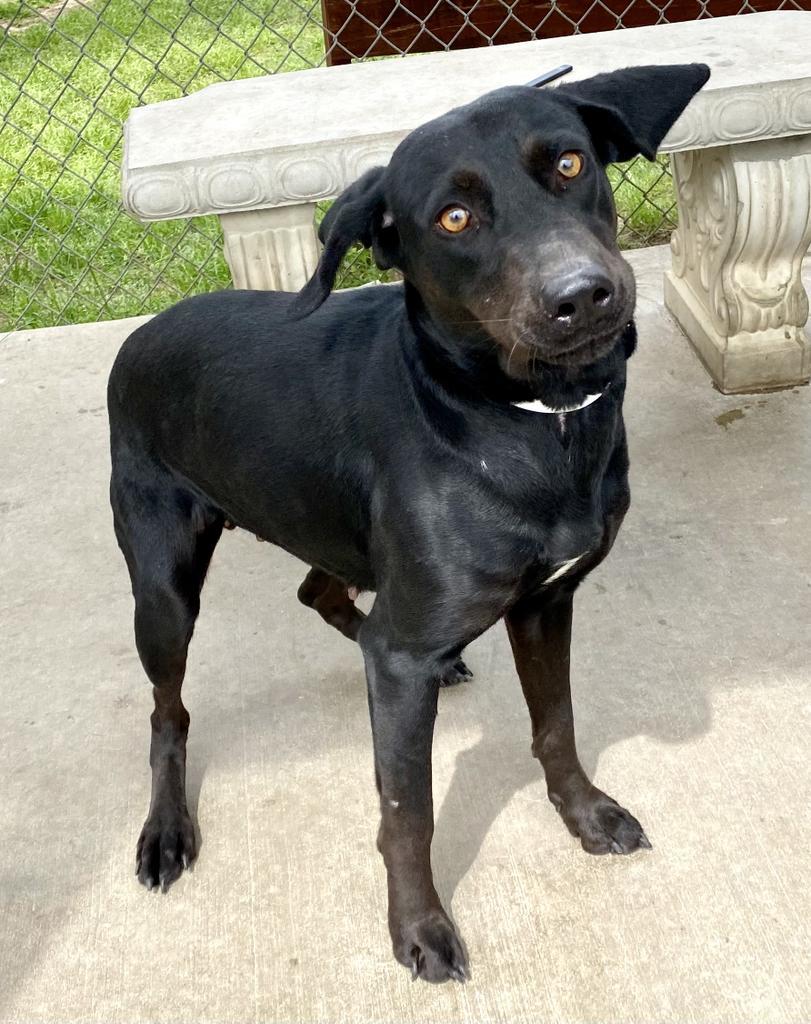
[437,206,472,234]
[557,152,584,179]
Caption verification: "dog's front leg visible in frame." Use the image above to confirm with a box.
[505,591,651,855]
[359,625,467,983]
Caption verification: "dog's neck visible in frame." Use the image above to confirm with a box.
[402,284,635,411]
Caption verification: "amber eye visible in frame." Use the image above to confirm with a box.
[557,152,584,179]
[437,206,472,233]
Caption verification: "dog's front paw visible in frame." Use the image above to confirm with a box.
[136,807,197,891]
[439,658,473,688]
[551,789,651,855]
[393,910,468,983]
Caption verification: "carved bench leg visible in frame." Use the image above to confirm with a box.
[664,138,811,393]
[220,204,320,291]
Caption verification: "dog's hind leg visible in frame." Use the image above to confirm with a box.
[111,458,223,891]
[297,567,472,686]
[297,567,364,640]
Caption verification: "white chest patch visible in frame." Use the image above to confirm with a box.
[543,553,586,584]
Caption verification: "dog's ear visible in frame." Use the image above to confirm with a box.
[557,64,710,163]
[291,166,397,318]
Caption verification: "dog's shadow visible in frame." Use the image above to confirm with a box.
[430,575,717,906]
[432,717,541,906]
[431,681,712,908]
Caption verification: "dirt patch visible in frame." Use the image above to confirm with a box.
[715,408,745,430]
[1,0,87,33]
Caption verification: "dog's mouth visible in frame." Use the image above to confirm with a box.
[535,324,627,366]
[497,319,627,376]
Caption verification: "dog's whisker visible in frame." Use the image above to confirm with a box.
[506,338,521,375]
[447,317,515,325]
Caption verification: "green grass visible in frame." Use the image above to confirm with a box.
[610,155,678,249]
[0,0,326,330]
[0,0,54,24]
[0,1,676,332]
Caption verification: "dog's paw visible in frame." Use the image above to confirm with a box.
[439,658,473,688]
[394,910,468,984]
[136,808,197,892]
[551,790,651,856]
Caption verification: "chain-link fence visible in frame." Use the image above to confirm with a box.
[0,0,804,332]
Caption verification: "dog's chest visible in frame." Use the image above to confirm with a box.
[477,417,622,587]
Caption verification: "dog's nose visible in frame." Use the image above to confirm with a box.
[542,268,615,327]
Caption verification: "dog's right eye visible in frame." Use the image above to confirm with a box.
[437,206,472,234]
[557,152,584,180]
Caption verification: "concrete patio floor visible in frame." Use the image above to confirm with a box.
[1,245,810,1024]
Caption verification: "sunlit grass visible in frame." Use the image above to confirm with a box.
[0,0,325,329]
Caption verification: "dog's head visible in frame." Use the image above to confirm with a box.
[293,64,709,375]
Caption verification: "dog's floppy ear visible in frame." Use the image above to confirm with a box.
[557,64,710,163]
[291,166,395,318]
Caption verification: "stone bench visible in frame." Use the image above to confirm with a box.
[122,11,811,394]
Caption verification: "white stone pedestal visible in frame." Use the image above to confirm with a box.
[221,206,320,291]
[665,138,811,393]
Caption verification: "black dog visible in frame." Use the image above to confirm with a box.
[108,63,709,983]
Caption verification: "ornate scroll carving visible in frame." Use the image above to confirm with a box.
[123,137,405,222]
[665,137,811,393]
[664,83,811,152]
